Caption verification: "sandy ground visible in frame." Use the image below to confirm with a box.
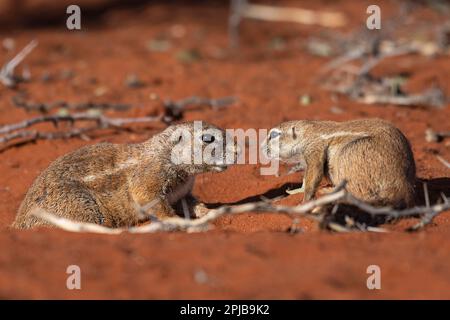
[0,0,449,299]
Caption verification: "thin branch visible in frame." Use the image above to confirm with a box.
[31,181,450,234]
[0,113,162,148]
[408,183,441,231]
[33,210,123,235]
[356,88,446,109]
[31,184,346,234]
[436,155,450,169]
[229,1,346,48]
[0,112,161,135]
[0,40,38,88]
[0,127,95,145]
[239,3,346,28]
[163,96,236,122]
[343,192,449,222]
[11,95,130,113]
[319,31,448,109]
[319,46,367,76]
[356,45,419,78]
[0,94,236,150]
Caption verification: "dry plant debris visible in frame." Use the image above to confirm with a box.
[32,182,450,235]
[315,17,449,109]
[0,96,236,150]
[0,40,38,88]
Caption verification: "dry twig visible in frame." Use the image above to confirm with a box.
[163,96,236,122]
[0,95,236,150]
[0,40,38,88]
[357,88,446,108]
[0,113,160,135]
[238,3,346,27]
[319,30,448,109]
[32,181,450,234]
[11,95,130,113]
[0,112,162,147]
[436,156,450,169]
[229,0,346,48]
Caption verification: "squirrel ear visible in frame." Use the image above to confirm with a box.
[292,127,297,139]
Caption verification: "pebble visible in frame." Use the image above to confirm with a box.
[125,74,145,88]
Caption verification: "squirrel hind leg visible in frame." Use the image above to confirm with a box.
[21,181,106,228]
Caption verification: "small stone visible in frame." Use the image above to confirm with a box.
[269,37,286,51]
[87,108,102,117]
[57,108,70,116]
[176,49,201,63]
[299,94,312,106]
[194,269,208,284]
[60,69,74,80]
[2,38,15,51]
[425,128,440,143]
[125,74,145,88]
[170,24,186,38]
[94,86,108,97]
[147,39,171,52]
[149,92,159,101]
[88,77,98,84]
[307,39,333,57]
[41,72,53,82]
[330,106,343,114]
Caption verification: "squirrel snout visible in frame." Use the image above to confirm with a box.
[261,139,278,159]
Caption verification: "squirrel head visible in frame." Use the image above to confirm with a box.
[263,120,310,164]
[156,121,240,175]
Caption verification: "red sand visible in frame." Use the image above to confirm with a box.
[0,1,449,299]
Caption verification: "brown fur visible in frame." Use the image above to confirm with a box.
[13,121,237,229]
[265,119,416,207]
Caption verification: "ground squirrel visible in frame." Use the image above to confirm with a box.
[264,119,416,208]
[13,121,238,229]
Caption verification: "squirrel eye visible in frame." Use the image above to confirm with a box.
[269,130,280,140]
[201,134,215,144]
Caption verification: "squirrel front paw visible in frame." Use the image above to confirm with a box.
[193,202,209,218]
